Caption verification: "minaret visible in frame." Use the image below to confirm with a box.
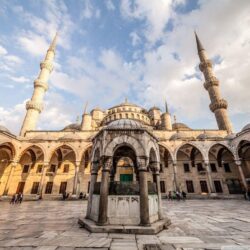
[20,33,58,136]
[195,32,233,133]
[81,102,92,131]
[161,100,172,130]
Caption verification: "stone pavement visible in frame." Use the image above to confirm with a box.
[0,199,249,249]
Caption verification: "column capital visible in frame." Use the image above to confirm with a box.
[235,160,242,166]
[101,156,112,170]
[137,156,148,171]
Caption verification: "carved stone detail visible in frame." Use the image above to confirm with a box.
[26,101,43,113]
[209,99,228,112]
[203,76,219,90]
[40,61,53,72]
[34,80,48,91]
[199,59,212,72]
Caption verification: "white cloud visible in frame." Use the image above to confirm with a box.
[18,32,48,57]
[0,45,7,55]
[130,31,141,46]
[120,0,176,44]
[8,76,30,83]
[106,0,116,11]
[81,0,101,19]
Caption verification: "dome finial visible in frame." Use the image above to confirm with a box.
[125,97,128,103]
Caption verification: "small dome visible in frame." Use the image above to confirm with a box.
[107,119,143,129]
[225,133,236,140]
[170,132,193,140]
[197,133,223,140]
[242,124,250,132]
[59,133,81,141]
[149,106,161,111]
[172,123,191,131]
[0,125,11,134]
[31,134,55,141]
[62,123,81,131]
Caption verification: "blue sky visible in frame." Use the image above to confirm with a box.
[0,0,250,134]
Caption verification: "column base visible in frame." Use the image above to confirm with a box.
[79,217,171,234]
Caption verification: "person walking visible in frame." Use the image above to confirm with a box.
[10,193,17,204]
[17,192,23,204]
[168,191,173,201]
[182,191,187,201]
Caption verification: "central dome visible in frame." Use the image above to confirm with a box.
[107,119,143,129]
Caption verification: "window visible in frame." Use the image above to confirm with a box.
[125,113,128,118]
[214,180,223,193]
[87,181,90,193]
[63,164,69,173]
[197,163,204,172]
[119,114,122,119]
[16,181,25,193]
[49,164,56,173]
[45,182,53,194]
[160,181,166,193]
[22,165,29,173]
[59,182,67,194]
[183,163,190,172]
[160,164,163,172]
[226,179,242,194]
[200,180,208,193]
[31,182,39,194]
[223,163,231,173]
[210,163,217,172]
[186,180,194,193]
[36,164,43,173]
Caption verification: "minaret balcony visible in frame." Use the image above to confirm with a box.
[34,80,48,91]
[199,59,212,72]
[40,61,53,72]
[26,101,43,113]
[209,99,228,112]
[203,76,219,90]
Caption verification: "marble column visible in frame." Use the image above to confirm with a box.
[235,160,248,192]
[38,163,49,198]
[204,161,215,193]
[86,166,98,219]
[153,167,163,220]
[3,161,17,196]
[72,162,80,195]
[138,157,150,226]
[98,157,112,225]
[172,161,178,191]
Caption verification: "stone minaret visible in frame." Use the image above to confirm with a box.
[161,101,172,130]
[20,34,58,136]
[81,102,92,131]
[195,32,233,133]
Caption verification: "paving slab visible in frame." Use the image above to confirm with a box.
[0,200,249,249]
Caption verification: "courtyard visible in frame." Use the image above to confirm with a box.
[0,199,249,250]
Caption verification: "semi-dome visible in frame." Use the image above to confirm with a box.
[0,125,11,134]
[62,123,81,131]
[172,123,191,131]
[242,124,250,132]
[107,119,144,129]
[170,132,195,140]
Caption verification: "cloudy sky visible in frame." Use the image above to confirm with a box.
[0,0,250,134]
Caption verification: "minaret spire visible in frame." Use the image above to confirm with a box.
[49,32,58,52]
[194,31,204,52]
[20,33,58,136]
[165,100,169,113]
[195,32,233,133]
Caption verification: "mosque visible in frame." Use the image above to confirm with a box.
[0,33,249,200]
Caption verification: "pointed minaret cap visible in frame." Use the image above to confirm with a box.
[49,32,58,52]
[165,100,169,114]
[83,101,88,114]
[194,31,204,52]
